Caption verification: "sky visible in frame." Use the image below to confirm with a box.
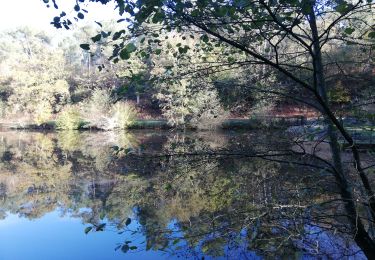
[0,0,122,35]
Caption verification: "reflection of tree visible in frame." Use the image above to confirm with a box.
[107,133,348,258]
[0,131,364,258]
[0,131,138,220]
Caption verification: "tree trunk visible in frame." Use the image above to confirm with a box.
[307,3,375,255]
[185,1,375,254]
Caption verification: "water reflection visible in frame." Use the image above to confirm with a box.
[0,130,365,259]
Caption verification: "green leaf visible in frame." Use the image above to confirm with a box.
[118,0,125,15]
[125,218,131,226]
[165,183,172,190]
[155,49,162,55]
[216,7,228,17]
[112,30,125,40]
[120,49,130,60]
[91,34,102,42]
[121,244,129,253]
[300,0,311,15]
[227,56,235,63]
[180,46,189,53]
[191,9,200,17]
[80,44,90,50]
[201,35,209,43]
[140,51,148,57]
[84,226,92,234]
[125,42,137,53]
[368,31,375,39]
[129,246,138,250]
[152,11,165,23]
[344,28,355,35]
[96,223,106,231]
[336,3,349,14]
[185,2,193,8]
[101,31,110,38]
[124,148,132,154]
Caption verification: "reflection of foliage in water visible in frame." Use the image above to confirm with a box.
[0,130,364,258]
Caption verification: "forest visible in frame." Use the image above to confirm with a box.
[1,12,372,130]
[0,0,374,259]
[0,25,304,131]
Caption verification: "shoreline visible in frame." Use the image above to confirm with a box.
[0,117,307,131]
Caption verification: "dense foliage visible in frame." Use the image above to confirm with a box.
[0,26,231,129]
[39,0,375,256]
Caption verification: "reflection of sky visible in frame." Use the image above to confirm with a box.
[0,210,366,260]
[0,211,165,260]
[0,211,262,260]
[299,224,366,259]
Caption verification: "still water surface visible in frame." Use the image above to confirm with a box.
[0,130,364,259]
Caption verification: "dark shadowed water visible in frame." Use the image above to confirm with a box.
[0,130,365,259]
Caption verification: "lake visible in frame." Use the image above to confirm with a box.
[0,130,365,259]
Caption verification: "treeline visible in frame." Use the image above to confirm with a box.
[0,26,139,130]
[0,24,373,130]
[0,25,230,130]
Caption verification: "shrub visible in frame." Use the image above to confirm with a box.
[155,80,190,127]
[70,86,91,103]
[0,100,7,118]
[155,79,227,129]
[34,101,53,125]
[188,88,228,130]
[81,88,114,129]
[89,88,113,113]
[57,131,84,152]
[111,101,137,129]
[56,106,84,130]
